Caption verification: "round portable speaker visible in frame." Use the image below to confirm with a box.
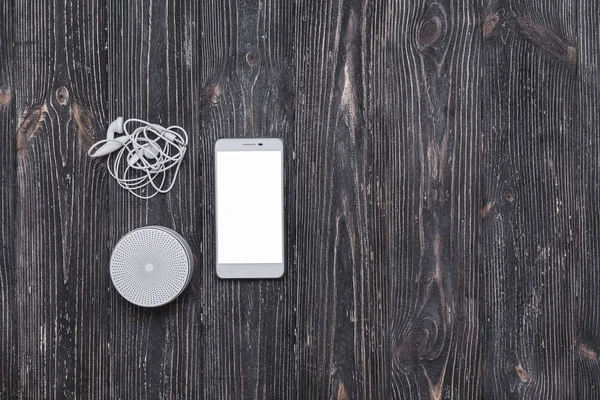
[110,226,193,307]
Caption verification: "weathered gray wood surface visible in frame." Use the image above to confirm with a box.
[482,0,579,398]
[10,0,109,398]
[1,0,599,398]
[383,0,482,397]
[0,0,17,396]
[577,0,600,398]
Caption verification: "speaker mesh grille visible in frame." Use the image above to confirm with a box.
[110,227,192,307]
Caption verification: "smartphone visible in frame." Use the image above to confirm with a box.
[214,138,285,279]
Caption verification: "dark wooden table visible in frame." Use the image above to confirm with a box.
[1,0,599,398]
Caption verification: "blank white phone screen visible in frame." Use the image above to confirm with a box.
[216,150,283,264]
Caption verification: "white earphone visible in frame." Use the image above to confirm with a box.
[88,117,189,199]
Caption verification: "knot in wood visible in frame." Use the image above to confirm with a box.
[55,86,70,105]
[0,89,12,106]
[17,104,47,153]
[200,83,221,109]
[416,3,447,51]
[280,89,295,115]
[514,364,531,383]
[246,50,260,67]
[418,16,442,48]
[483,13,500,40]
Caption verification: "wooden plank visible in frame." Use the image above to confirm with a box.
[0,0,18,397]
[12,0,110,397]
[382,0,482,398]
[197,0,297,398]
[481,0,578,397]
[105,0,204,398]
[293,0,389,398]
[577,0,600,397]
[365,0,393,397]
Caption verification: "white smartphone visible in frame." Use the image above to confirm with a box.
[214,138,285,279]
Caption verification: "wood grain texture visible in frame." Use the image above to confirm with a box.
[13,0,110,398]
[381,0,482,398]
[481,0,578,398]
[106,0,204,398]
[577,0,600,397]
[0,0,18,397]
[197,0,297,398]
[293,0,388,398]
[4,0,600,398]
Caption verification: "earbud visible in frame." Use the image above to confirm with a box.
[88,117,125,158]
[127,143,160,167]
[108,117,124,139]
[88,118,179,159]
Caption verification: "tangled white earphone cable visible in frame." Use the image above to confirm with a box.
[88,117,188,199]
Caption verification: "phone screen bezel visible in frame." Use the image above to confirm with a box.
[214,138,285,279]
